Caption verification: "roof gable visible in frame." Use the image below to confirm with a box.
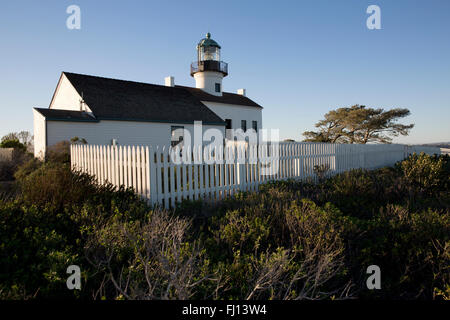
[49,73,93,113]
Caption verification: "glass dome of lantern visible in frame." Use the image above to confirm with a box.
[197,32,221,61]
[191,33,228,77]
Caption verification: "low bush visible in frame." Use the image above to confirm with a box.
[0,152,448,300]
[0,162,150,299]
[85,209,211,300]
[0,149,32,182]
[396,152,450,195]
[355,205,449,299]
[45,141,71,164]
[0,161,15,182]
[204,198,352,300]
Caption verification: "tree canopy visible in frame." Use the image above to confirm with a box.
[303,105,414,144]
[0,139,27,152]
[1,131,33,151]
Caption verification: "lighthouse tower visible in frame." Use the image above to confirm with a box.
[190,33,228,96]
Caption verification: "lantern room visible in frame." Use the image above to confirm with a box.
[197,32,221,61]
[191,33,228,77]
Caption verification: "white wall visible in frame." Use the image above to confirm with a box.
[193,71,224,96]
[33,109,47,159]
[45,120,225,148]
[201,101,263,133]
[50,74,92,112]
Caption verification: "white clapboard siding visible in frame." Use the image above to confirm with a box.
[70,142,441,208]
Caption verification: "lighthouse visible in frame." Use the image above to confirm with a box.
[34,33,263,158]
[190,33,228,96]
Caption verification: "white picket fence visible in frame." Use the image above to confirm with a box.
[70,143,440,208]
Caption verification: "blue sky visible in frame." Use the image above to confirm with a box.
[1,0,449,144]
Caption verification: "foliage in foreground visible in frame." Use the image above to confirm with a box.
[0,153,448,300]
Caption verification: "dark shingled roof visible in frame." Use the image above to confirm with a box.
[34,108,99,122]
[58,72,227,125]
[178,86,263,108]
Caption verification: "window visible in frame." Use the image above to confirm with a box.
[215,83,221,93]
[225,119,232,130]
[252,121,258,132]
[171,126,184,147]
[225,119,232,139]
[199,46,220,61]
[241,120,247,132]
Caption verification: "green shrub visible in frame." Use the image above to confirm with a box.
[0,149,32,181]
[13,157,42,182]
[45,141,71,164]
[0,162,151,299]
[0,154,449,300]
[17,163,97,208]
[397,152,450,195]
[0,161,15,182]
[323,168,407,218]
[354,205,449,299]
[85,210,212,300]
[0,139,26,152]
[199,191,353,299]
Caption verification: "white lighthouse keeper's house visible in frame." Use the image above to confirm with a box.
[33,33,263,159]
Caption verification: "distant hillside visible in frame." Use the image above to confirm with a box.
[420,142,450,149]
